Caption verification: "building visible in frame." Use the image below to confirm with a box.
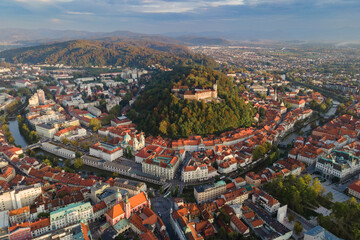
[105,192,150,226]
[304,226,343,240]
[87,106,102,117]
[35,124,58,139]
[182,163,208,183]
[0,184,42,211]
[172,84,218,102]
[113,178,147,197]
[9,206,30,225]
[89,142,123,162]
[41,142,76,159]
[316,150,360,180]
[142,154,180,180]
[8,222,31,240]
[194,181,227,204]
[0,211,9,240]
[53,126,87,141]
[348,179,360,199]
[252,189,280,214]
[230,215,249,236]
[50,202,93,230]
[30,218,51,238]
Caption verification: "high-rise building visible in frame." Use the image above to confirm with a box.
[37,89,46,105]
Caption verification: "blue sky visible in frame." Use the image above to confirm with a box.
[1,0,360,40]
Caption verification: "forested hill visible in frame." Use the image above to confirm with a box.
[0,39,216,67]
[128,66,255,138]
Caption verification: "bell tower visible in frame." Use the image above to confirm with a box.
[125,195,131,219]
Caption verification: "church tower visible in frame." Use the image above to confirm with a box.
[125,195,131,219]
[116,188,121,204]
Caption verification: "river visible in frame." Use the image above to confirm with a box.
[8,119,28,148]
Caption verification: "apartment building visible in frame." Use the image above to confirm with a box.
[50,202,93,230]
[0,184,42,211]
[194,181,227,204]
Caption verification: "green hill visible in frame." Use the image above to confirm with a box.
[0,39,215,67]
[128,66,254,138]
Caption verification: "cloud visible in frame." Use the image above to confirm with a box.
[14,0,72,2]
[66,11,93,15]
[50,18,62,23]
[132,0,247,13]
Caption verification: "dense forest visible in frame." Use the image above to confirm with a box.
[128,66,254,138]
[0,39,216,68]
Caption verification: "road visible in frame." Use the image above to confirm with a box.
[151,196,177,239]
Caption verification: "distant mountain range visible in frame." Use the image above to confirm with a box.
[0,39,217,67]
[0,28,232,49]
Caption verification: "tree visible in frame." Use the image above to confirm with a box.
[294,221,303,234]
[64,159,72,168]
[73,158,83,169]
[288,213,295,222]
[38,212,50,218]
[89,118,102,131]
[75,151,83,158]
[62,137,70,145]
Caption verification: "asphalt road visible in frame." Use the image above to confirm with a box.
[151,196,177,240]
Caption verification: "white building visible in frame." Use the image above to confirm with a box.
[89,142,123,162]
[0,184,42,211]
[41,142,76,159]
[316,150,360,180]
[50,202,93,230]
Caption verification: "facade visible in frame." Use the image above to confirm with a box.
[50,202,93,230]
[35,124,58,139]
[41,142,76,159]
[194,181,227,204]
[8,222,31,240]
[182,164,208,183]
[9,206,30,225]
[252,189,280,214]
[172,84,218,102]
[142,155,180,180]
[53,126,87,141]
[0,211,9,240]
[348,179,360,199]
[30,218,51,238]
[0,184,42,211]
[316,150,360,180]
[89,142,123,162]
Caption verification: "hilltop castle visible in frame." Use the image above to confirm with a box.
[172,83,218,102]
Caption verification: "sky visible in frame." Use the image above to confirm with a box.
[1,0,360,40]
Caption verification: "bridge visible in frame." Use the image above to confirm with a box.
[23,143,42,151]
[23,139,50,151]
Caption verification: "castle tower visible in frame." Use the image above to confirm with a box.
[125,195,131,219]
[212,82,218,99]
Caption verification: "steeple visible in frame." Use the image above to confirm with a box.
[125,194,131,219]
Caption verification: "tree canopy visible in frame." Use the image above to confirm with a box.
[129,66,254,138]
